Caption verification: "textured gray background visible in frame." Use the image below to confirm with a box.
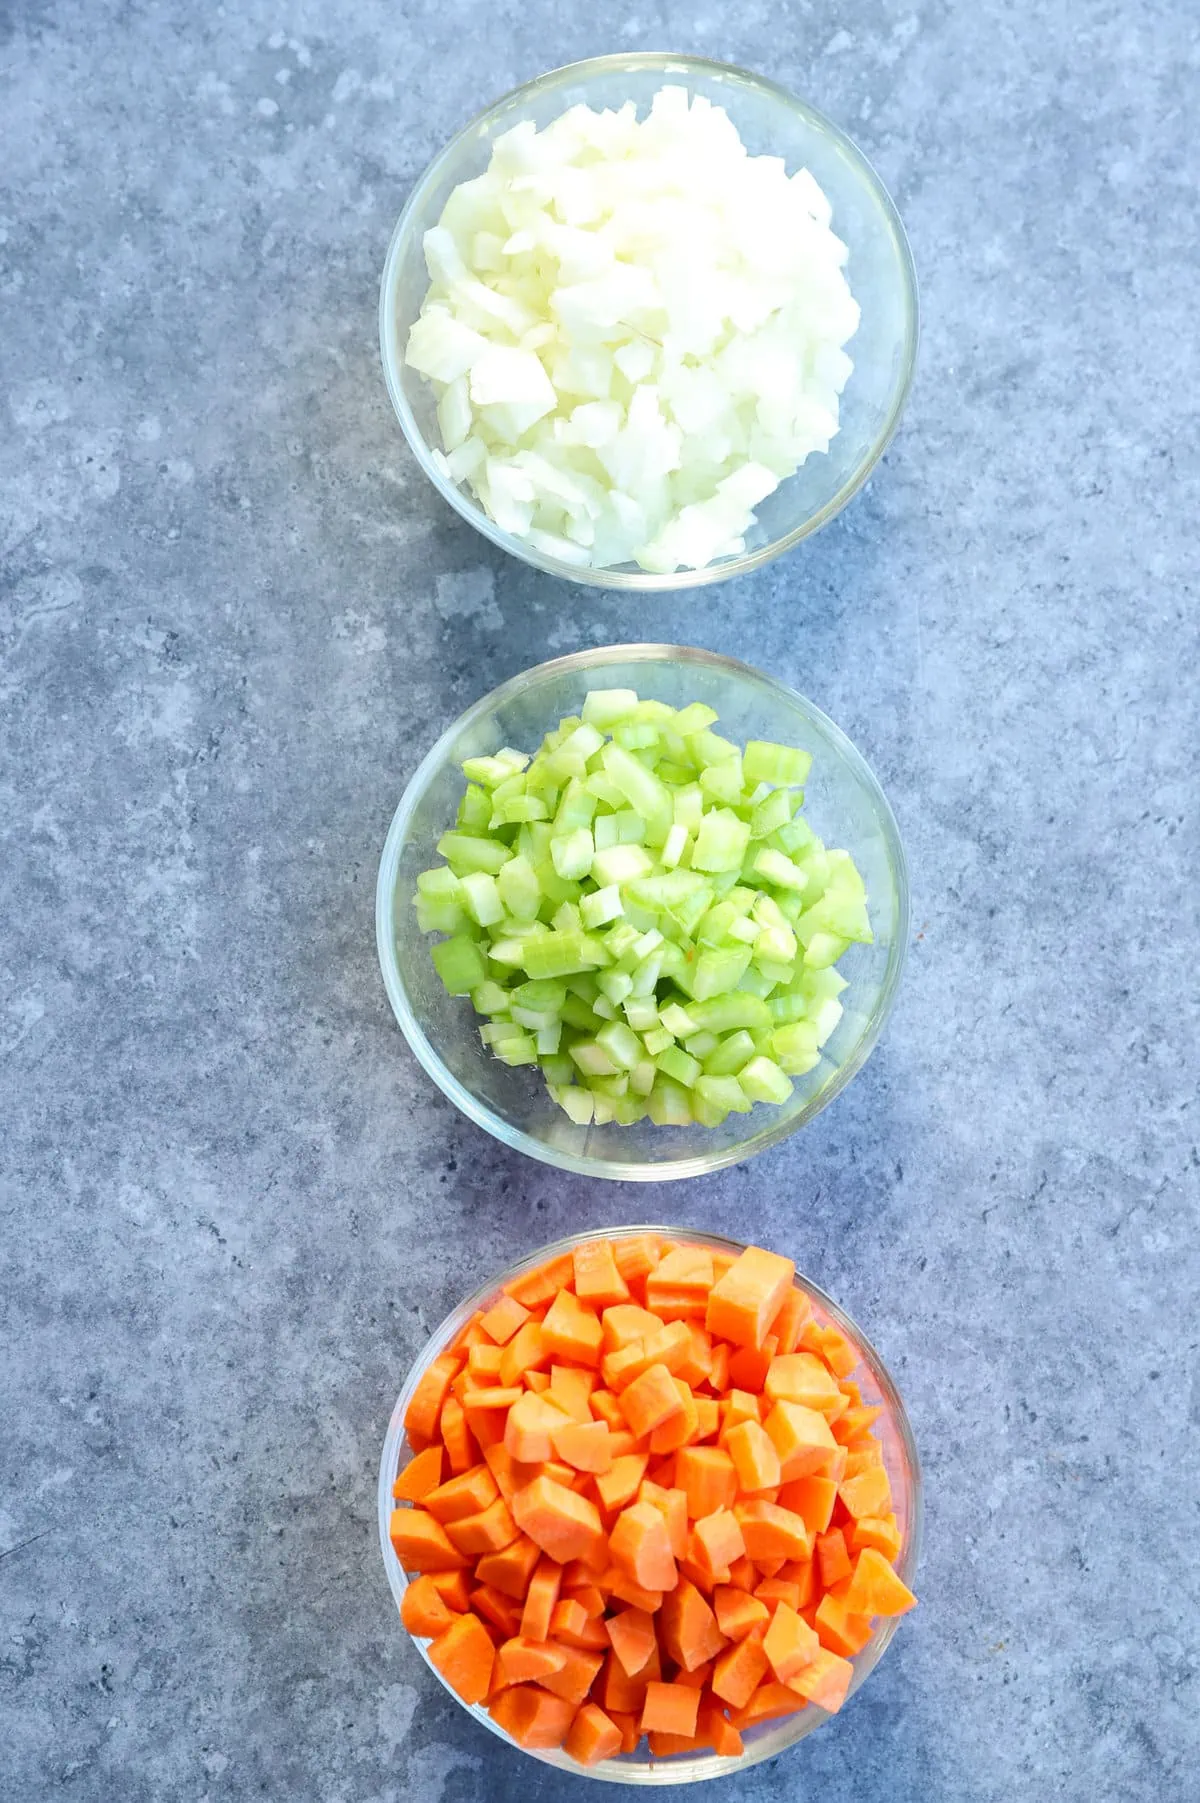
[2,1,1197,1799]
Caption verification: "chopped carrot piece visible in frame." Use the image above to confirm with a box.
[676,1322,714,1387]
[763,1600,822,1683]
[786,1645,854,1713]
[565,1700,623,1766]
[393,1445,443,1503]
[424,1463,498,1524]
[755,1576,803,1613]
[504,1251,575,1308]
[730,1679,806,1727]
[444,1496,518,1556]
[428,1568,472,1611]
[676,1446,739,1519]
[479,1291,531,1346]
[619,1363,684,1438]
[439,1395,477,1475]
[640,1679,700,1738]
[724,1419,782,1492]
[551,1418,614,1473]
[538,1643,605,1704]
[601,1303,662,1352]
[705,1246,795,1351]
[499,1319,551,1389]
[767,1285,811,1354]
[511,1474,606,1565]
[504,1390,571,1464]
[475,1532,541,1600]
[490,1682,577,1748]
[843,1546,918,1618]
[711,1633,770,1709]
[595,1452,649,1514]
[814,1589,874,1656]
[713,1585,770,1642]
[726,1338,777,1393]
[400,1574,459,1639]
[649,1378,699,1454]
[692,1507,745,1581]
[605,1605,657,1677]
[693,1396,720,1442]
[469,1583,521,1637]
[659,1577,728,1672]
[639,1480,688,1559]
[550,1597,609,1649]
[848,1514,903,1562]
[763,1400,839,1480]
[541,1288,604,1368]
[428,1612,495,1705]
[389,1508,468,1572]
[613,1234,662,1295]
[815,1528,853,1589]
[839,1465,893,1520]
[573,1240,631,1308]
[776,1475,838,1537]
[404,1353,460,1444]
[609,1708,641,1754]
[697,1696,744,1757]
[833,1403,883,1445]
[524,1368,551,1394]
[589,1388,626,1432]
[609,1499,677,1592]
[496,1636,568,1686]
[765,1351,844,1413]
[725,1553,758,1592]
[708,1340,730,1394]
[733,1500,812,1563]
[605,1566,666,1613]
[548,1363,596,1421]
[467,1342,504,1385]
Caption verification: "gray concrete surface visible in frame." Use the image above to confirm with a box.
[2,2,1197,1799]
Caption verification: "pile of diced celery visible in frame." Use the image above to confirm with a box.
[413,689,872,1128]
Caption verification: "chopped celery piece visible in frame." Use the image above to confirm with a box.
[431,935,487,994]
[739,1056,793,1105]
[743,741,813,787]
[414,684,871,1129]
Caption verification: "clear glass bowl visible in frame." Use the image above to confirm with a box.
[378,1225,922,1785]
[379,53,918,590]
[375,645,908,1182]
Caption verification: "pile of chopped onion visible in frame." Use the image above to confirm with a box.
[413,688,873,1129]
[404,86,859,573]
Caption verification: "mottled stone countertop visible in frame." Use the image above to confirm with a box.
[2,3,1196,1799]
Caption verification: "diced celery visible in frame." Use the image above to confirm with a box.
[648,1077,693,1125]
[581,688,640,729]
[554,778,598,832]
[591,843,654,887]
[520,931,604,979]
[497,853,542,922]
[659,1001,698,1038]
[584,772,626,808]
[569,1038,620,1078]
[682,1031,719,1059]
[695,1074,753,1115]
[691,809,751,873]
[437,830,512,875]
[431,935,488,994]
[497,1035,539,1067]
[471,980,513,1016]
[660,822,688,869]
[552,901,583,936]
[550,827,594,881]
[735,966,776,998]
[552,1083,595,1125]
[810,997,844,1045]
[415,896,465,935]
[672,701,719,736]
[655,761,693,785]
[776,818,818,856]
[596,1020,641,1070]
[642,1025,674,1058]
[623,997,659,1032]
[591,1094,617,1125]
[601,742,672,841]
[672,783,705,830]
[597,968,634,1007]
[739,1056,793,1105]
[702,1030,756,1076]
[613,720,660,751]
[457,783,492,830]
[687,994,772,1034]
[689,728,740,768]
[490,794,550,826]
[699,754,744,805]
[486,937,530,968]
[803,930,850,969]
[769,1021,821,1074]
[691,944,753,1002]
[755,956,797,988]
[592,1072,630,1099]
[581,884,623,929]
[728,915,760,945]
[657,1045,701,1087]
[416,866,462,901]
[561,994,602,1032]
[557,722,605,763]
[630,1057,657,1096]
[749,786,795,839]
[592,995,617,1020]
[743,741,813,787]
[753,847,809,892]
[460,870,504,927]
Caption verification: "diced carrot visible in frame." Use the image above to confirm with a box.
[807,1322,859,1379]
[767,1285,811,1354]
[609,1499,677,1592]
[439,1395,477,1475]
[595,1452,649,1514]
[428,1568,472,1611]
[755,1576,803,1613]
[776,1475,838,1537]
[601,1303,661,1352]
[538,1643,605,1704]
[504,1390,570,1464]
[589,1388,626,1432]
[499,1319,551,1388]
[455,1312,491,1352]
[496,1635,568,1685]
[602,1646,652,1714]
[573,1240,631,1308]
[839,1465,893,1520]
[697,1696,743,1758]
[609,1708,641,1753]
[620,1363,685,1438]
[479,1291,531,1346]
[674,1658,714,1690]
[393,1445,444,1503]
[428,1612,495,1705]
[640,1679,700,1738]
[541,1288,604,1368]
[705,1246,795,1351]
[605,1566,666,1613]
[815,1528,853,1589]
[843,1546,918,1618]
[481,1442,535,1501]
[713,1585,770,1642]
[550,1597,609,1649]
[490,1682,577,1748]
[605,1605,657,1677]
[726,1338,777,1393]
[444,1496,518,1556]
[840,1442,884,1480]
[467,1342,504,1385]
[693,1396,720,1442]
[400,1574,459,1639]
[692,1508,745,1582]
[470,1583,522,1637]
[514,1554,560,1640]
[814,1589,874,1656]
[733,1501,811,1563]
[676,1446,739,1520]
[524,1368,551,1394]
[730,1680,806,1727]
[646,1245,715,1320]
[548,1364,596,1422]
[763,1400,839,1481]
[551,1418,614,1474]
[639,1480,688,1559]
[785,1645,854,1714]
[711,1634,769,1709]
[762,1600,822,1683]
[708,1340,730,1394]
[765,1351,845,1415]
[475,1532,541,1599]
[404,1353,460,1444]
[724,1419,782,1492]
[512,1475,606,1566]
[649,1379,699,1454]
[613,1234,662,1296]
[647,1729,704,1756]
[725,1553,758,1592]
[390,1508,468,1572]
[849,1514,903,1562]
[504,1251,575,1309]
[645,1453,677,1490]
[833,1404,883,1446]
[424,1463,499,1524]
[565,1700,623,1766]
[659,1578,728,1672]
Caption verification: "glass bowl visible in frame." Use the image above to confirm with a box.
[376,644,908,1182]
[379,53,918,590]
[378,1224,922,1785]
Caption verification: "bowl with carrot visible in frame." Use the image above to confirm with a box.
[378,1226,920,1781]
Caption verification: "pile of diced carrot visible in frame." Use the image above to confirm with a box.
[389,1235,916,1767]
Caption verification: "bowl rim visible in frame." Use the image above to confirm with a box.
[375,643,910,1181]
[378,50,920,591]
[378,1221,923,1784]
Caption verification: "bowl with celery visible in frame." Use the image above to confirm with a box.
[376,646,908,1180]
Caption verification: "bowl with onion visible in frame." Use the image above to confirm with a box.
[379,53,918,588]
